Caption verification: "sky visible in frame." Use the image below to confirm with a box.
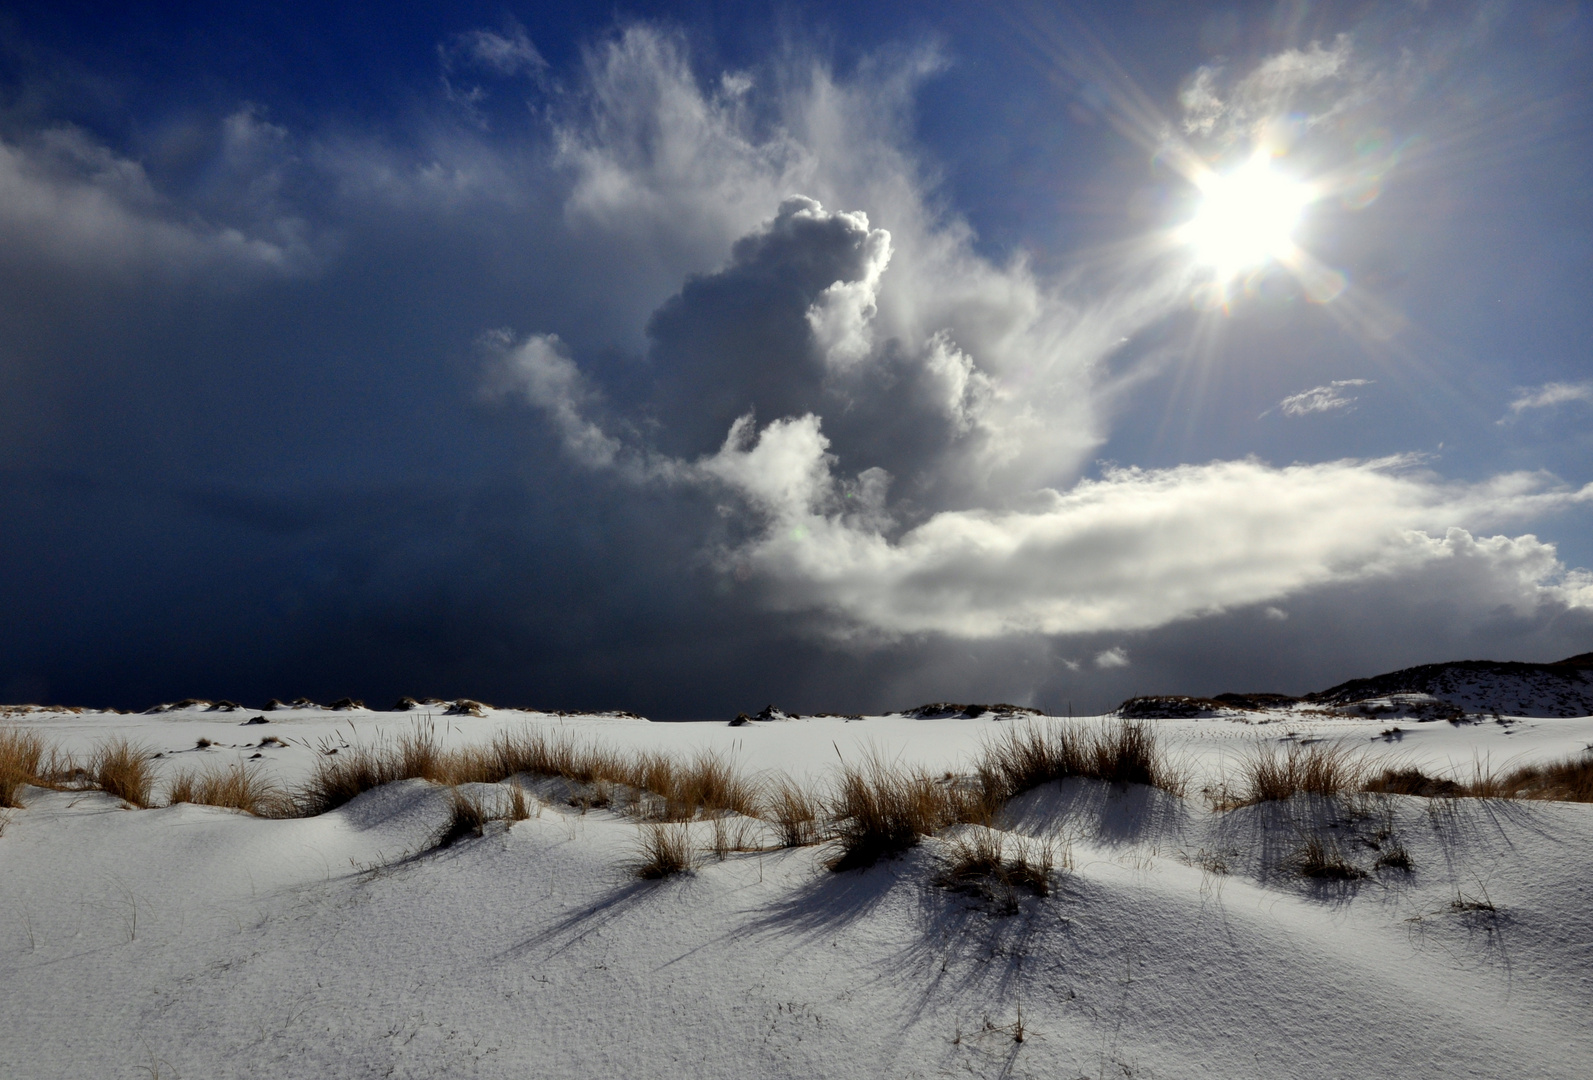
[1,0,1590,717]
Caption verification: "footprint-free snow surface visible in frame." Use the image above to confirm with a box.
[3,703,1592,1079]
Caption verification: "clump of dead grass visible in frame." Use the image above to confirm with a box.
[1373,842,1413,872]
[1488,750,1593,802]
[936,827,1056,912]
[435,788,493,848]
[507,784,533,822]
[91,738,156,807]
[296,743,409,814]
[294,724,763,824]
[1363,767,1463,798]
[635,822,695,878]
[509,733,761,820]
[296,725,518,813]
[1450,883,1497,913]
[0,728,47,807]
[165,764,294,816]
[976,720,1185,807]
[1291,833,1367,881]
[1218,741,1365,808]
[766,775,824,847]
[660,749,761,821]
[827,754,987,871]
[1361,750,1593,804]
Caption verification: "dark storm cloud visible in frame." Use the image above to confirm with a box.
[643,196,887,458]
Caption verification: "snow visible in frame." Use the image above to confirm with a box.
[3,704,1592,1078]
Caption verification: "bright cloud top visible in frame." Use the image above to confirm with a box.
[697,431,1593,637]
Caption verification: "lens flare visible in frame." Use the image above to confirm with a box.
[1181,150,1315,280]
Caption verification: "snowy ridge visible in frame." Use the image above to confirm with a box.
[1116,654,1593,720]
[1307,652,1593,717]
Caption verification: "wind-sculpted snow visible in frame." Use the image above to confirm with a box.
[2,704,1593,1077]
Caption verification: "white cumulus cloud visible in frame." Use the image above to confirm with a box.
[698,433,1593,638]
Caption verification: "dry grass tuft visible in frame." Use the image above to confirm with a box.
[165,764,294,816]
[490,731,759,820]
[1450,883,1496,913]
[1220,741,1365,808]
[293,724,764,825]
[1489,750,1593,802]
[767,775,824,847]
[1361,751,1593,803]
[91,738,156,807]
[507,784,533,822]
[1291,833,1367,881]
[1363,767,1463,798]
[635,822,695,878]
[436,789,492,848]
[0,728,47,807]
[828,754,979,871]
[977,720,1184,805]
[297,743,408,815]
[660,749,762,821]
[1374,842,1413,872]
[937,827,1055,911]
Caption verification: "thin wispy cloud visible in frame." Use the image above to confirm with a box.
[0,120,312,278]
[438,21,548,123]
[1273,379,1372,417]
[1181,35,1362,141]
[1502,381,1593,421]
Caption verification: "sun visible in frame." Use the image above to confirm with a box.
[1180,149,1315,280]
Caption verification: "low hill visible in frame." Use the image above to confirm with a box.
[1117,653,1593,719]
[1305,652,1593,718]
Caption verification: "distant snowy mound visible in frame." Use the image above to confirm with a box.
[1117,696,1237,719]
[144,699,246,714]
[1326,693,1463,722]
[1118,693,1306,719]
[901,702,1043,720]
[730,704,796,725]
[0,703,92,717]
[1307,653,1593,718]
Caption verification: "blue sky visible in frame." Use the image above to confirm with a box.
[2,1,1590,714]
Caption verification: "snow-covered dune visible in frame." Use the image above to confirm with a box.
[3,703,1592,1079]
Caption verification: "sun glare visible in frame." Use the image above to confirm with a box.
[1181,150,1315,279]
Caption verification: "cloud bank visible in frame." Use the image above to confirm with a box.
[476,28,1593,645]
